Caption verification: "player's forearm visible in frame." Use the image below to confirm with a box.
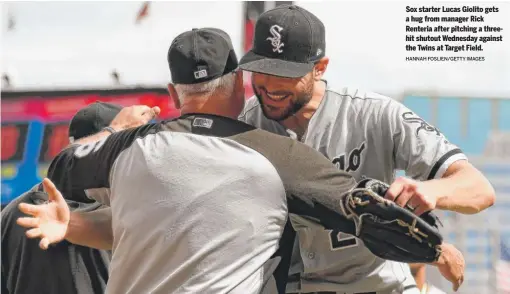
[431,162,495,214]
[65,207,113,250]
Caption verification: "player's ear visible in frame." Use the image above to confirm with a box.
[313,57,329,81]
[232,70,246,116]
[167,83,181,109]
[234,70,244,92]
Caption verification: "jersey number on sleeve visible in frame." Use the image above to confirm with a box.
[329,230,358,251]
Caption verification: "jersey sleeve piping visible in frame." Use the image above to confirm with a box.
[427,148,467,180]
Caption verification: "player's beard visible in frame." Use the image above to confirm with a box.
[253,78,314,122]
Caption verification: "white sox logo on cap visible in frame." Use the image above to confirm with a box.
[266,25,284,53]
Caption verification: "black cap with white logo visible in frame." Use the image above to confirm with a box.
[168,28,239,84]
[239,5,326,78]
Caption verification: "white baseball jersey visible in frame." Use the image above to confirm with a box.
[239,84,467,293]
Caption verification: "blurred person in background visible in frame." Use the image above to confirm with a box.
[1,102,124,294]
[238,4,495,294]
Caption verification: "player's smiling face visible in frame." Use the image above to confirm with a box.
[251,72,314,121]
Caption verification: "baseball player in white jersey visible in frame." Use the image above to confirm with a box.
[238,4,495,294]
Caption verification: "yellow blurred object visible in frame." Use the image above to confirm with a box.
[38,166,49,178]
[1,166,18,179]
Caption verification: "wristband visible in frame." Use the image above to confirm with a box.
[102,126,117,134]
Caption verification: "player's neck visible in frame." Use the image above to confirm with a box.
[180,97,239,120]
[281,80,326,138]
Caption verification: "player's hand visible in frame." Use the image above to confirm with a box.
[16,178,70,250]
[433,243,465,291]
[385,177,438,216]
[109,105,161,131]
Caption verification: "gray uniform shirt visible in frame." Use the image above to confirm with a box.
[48,114,364,294]
[239,85,467,293]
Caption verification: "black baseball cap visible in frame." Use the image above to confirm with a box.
[68,101,122,142]
[239,5,325,78]
[168,28,238,84]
